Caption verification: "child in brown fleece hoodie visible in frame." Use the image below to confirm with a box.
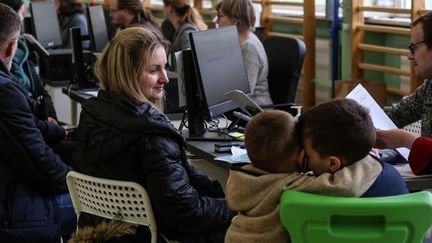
[225,99,407,243]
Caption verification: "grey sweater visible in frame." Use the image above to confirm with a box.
[241,33,273,105]
[168,23,197,70]
[384,79,432,137]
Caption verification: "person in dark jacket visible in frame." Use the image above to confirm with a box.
[71,27,235,243]
[0,0,74,164]
[0,4,76,241]
[0,0,60,123]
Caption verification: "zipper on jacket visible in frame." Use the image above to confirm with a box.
[2,175,16,228]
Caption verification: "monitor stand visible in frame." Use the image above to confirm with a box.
[182,130,233,142]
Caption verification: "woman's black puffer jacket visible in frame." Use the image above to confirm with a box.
[72,90,234,242]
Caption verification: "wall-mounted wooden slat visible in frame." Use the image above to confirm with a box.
[358,43,410,56]
[267,32,304,40]
[419,9,429,15]
[260,0,315,108]
[387,87,409,97]
[267,1,303,7]
[351,0,365,79]
[302,0,315,108]
[201,9,217,16]
[149,5,163,11]
[268,16,303,25]
[357,6,411,14]
[357,25,410,35]
[358,63,411,77]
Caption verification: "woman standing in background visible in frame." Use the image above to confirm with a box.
[108,0,157,34]
[55,0,90,49]
[163,0,207,69]
[216,0,273,105]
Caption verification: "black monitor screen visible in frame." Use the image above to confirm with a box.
[87,5,109,53]
[30,2,62,48]
[189,26,250,118]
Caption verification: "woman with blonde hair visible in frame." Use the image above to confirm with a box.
[163,0,207,69]
[71,27,234,242]
[216,0,273,105]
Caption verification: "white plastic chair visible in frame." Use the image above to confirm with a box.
[66,171,170,243]
[403,120,422,137]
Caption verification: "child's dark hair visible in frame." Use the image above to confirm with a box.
[245,110,300,173]
[299,98,375,165]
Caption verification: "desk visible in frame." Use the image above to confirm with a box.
[393,163,432,191]
[62,88,432,192]
[61,87,93,125]
[187,140,432,192]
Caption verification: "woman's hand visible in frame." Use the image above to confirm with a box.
[375,129,417,149]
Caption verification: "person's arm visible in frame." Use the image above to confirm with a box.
[34,116,66,142]
[408,137,432,175]
[243,42,262,93]
[375,129,417,149]
[142,136,234,233]
[0,82,70,194]
[185,163,225,198]
[384,80,431,128]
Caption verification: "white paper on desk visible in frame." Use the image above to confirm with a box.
[215,147,251,164]
[346,84,410,160]
[175,51,187,107]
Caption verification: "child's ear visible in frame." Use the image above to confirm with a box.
[328,156,342,173]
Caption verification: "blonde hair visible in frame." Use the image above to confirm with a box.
[245,110,300,173]
[96,27,169,109]
[163,0,207,30]
[218,0,255,33]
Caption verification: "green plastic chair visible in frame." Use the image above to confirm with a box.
[280,190,432,243]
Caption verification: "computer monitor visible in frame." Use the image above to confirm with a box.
[189,26,251,119]
[86,5,110,53]
[70,27,98,90]
[30,2,62,49]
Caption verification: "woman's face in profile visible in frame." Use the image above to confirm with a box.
[216,11,236,28]
[138,46,169,102]
[109,0,131,28]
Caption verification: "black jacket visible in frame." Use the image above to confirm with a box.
[72,90,234,242]
[0,61,70,241]
[12,37,57,120]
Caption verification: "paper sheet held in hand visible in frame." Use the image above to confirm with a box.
[346,84,410,160]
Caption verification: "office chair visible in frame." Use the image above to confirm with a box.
[280,190,432,243]
[66,171,172,243]
[263,36,305,104]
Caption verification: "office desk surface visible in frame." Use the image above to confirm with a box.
[62,87,94,103]
[187,140,432,192]
[186,140,233,169]
[62,88,432,191]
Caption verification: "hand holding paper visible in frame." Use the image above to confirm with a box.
[346,84,410,160]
